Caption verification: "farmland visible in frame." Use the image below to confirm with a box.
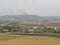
[0,33,60,45]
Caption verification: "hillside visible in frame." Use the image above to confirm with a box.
[0,15,60,21]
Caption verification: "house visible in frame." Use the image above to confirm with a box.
[27,29,34,33]
[1,29,9,33]
[33,26,39,29]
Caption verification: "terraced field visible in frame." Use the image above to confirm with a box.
[0,34,60,45]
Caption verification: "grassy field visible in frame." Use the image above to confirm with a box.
[0,33,22,40]
[0,33,60,45]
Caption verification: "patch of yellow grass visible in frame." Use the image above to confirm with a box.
[0,35,60,45]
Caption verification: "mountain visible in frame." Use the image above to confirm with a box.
[0,15,43,21]
[0,15,60,21]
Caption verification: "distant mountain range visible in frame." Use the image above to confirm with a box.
[0,15,60,21]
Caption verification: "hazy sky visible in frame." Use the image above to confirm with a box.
[0,0,60,16]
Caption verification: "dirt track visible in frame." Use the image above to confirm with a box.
[0,36,60,45]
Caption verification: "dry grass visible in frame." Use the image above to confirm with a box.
[0,34,60,45]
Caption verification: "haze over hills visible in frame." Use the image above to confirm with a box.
[0,15,60,21]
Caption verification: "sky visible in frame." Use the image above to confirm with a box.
[0,0,60,16]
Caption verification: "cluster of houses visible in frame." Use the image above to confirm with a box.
[46,26,60,32]
[0,23,60,33]
[0,23,45,33]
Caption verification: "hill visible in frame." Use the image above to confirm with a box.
[0,15,60,21]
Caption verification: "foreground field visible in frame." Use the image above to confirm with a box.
[0,34,60,45]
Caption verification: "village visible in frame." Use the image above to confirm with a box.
[0,22,60,33]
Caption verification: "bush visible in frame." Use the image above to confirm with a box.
[33,30,44,33]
